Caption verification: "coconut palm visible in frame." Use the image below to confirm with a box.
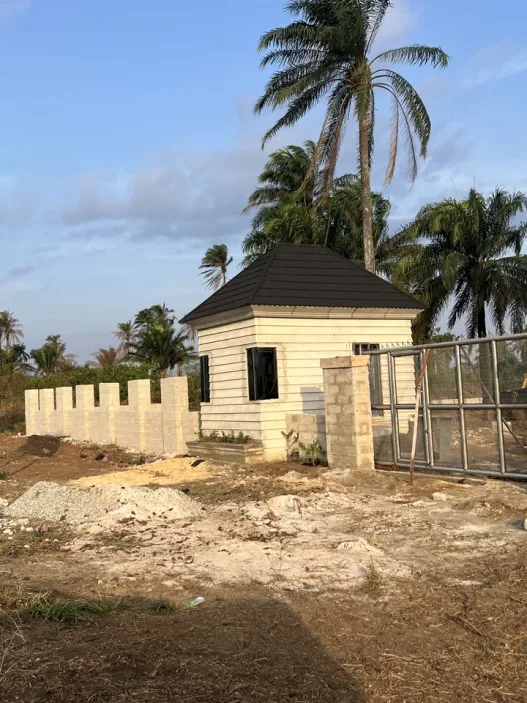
[88,347,123,368]
[0,343,32,374]
[0,311,23,351]
[403,188,527,341]
[242,140,416,276]
[128,326,196,377]
[254,0,449,272]
[199,245,233,291]
[31,335,77,376]
[134,303,176,330]
[114,321,135,356]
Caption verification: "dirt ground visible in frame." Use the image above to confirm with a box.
[1,433,527,702]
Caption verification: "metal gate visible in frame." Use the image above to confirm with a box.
[369,334,527,478]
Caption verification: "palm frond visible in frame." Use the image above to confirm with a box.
[372,45,449,68]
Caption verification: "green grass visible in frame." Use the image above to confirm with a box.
[360,561,385,597]
[0,526,70,558]
[28,596,126,625]
[0,470,9,480]
[148,598,178,614]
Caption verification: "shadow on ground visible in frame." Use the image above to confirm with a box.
[1,596,368,703]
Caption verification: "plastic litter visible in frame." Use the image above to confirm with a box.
[187,597,205,608]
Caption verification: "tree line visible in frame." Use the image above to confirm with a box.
[0,305,195,378]
[199,0,527,342]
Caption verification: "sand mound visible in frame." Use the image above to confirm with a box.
[5,481,202,526]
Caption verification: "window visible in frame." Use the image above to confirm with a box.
[354,343,383,415]
[200,355,210,403]
[247,348,279,401]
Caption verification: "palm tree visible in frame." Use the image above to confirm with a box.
[0,311,23,351]
[88,347,123,368]
[31,335,77,376]
[129,326,196,377]
[404,188,527,340]
[200,245,233,290]
[0,343,32,374]
[254,0,449,273]
[242,140,416,275]
[134,304,176,330]
[114,321,135,356]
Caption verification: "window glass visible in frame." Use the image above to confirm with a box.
[247,348,279,401]
[200,355,210,403]
[354,343,383,415]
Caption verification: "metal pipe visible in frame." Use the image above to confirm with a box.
[387,403,527,411]
[387,352,400,465]
[455,345,469,472]
[421,350,434,468]
[368,331,527,355]
[491,340,507,474]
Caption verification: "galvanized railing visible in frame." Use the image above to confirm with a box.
[369,333,527,478]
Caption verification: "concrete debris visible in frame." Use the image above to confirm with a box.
[431,492,448,502]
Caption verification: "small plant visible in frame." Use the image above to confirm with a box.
[281,429,299,462]
[299,438,325,466]
[148,598,177,613]
[360,561,385,597]
[0,470,9,480]
[132,453,147,466]
[28,596,125,625]
[198,430,252,444]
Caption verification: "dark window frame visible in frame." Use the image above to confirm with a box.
[247,347,279,401]
[200,355,210,403]
[354,343,383,416]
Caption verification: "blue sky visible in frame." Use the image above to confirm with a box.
[1,0,527,360]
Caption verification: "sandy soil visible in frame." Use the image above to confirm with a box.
[1,434,527,702]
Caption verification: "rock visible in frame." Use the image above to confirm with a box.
[431,492,448,502]
[524,518,527,531]
[459,477,487,486]
[411,500,429,508]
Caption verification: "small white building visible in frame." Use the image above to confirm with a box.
[180,244,423,460]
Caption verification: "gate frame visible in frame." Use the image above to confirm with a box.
[369,332,527,479]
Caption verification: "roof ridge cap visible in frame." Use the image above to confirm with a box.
[249,245,281,305]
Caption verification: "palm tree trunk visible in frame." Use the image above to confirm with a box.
[359,114,375,274]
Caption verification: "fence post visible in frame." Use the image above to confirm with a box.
[56,387,74,436]
[24,389,40,436]
[320,356,375,471]
[161,377,192,455]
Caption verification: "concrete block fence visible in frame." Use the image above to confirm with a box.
[25,377,199,456]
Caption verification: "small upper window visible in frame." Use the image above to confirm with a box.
[354,343,383,415]
[247,347,279,401]
[200,355,210,403]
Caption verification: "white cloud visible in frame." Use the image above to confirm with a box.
[468,42,527,86]
[0,0,30,19]
[373,0,420,50]
[62,139,269,244]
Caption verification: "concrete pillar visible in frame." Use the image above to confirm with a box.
[73,385,95,441]
[121,379,151,451]
[92,383,120,444]
[25,389,39,436]
[320,356,374,471]
[161,377,192,455]
[56,387,74,436]
[39,388,55,435]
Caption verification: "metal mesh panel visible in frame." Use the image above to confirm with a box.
[430,409,462,468]
[427,347,458,403]
[465,409,500,472]
[373,410,394,465]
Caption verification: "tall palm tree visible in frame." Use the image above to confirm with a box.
[114,321,135,355]
[88,347,123,368]
[134,303,176,330]
[31,335,77,376]
[0,343,32,375]
[404,188,527,341]
[242,140,416,275]
[128,326,196,377]
[200,245,233,291]
[0,311,23,351]
[254,0,449,272]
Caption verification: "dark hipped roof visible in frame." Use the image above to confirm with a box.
[180,244,423,324]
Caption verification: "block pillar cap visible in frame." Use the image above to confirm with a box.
[320,355,370,369]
